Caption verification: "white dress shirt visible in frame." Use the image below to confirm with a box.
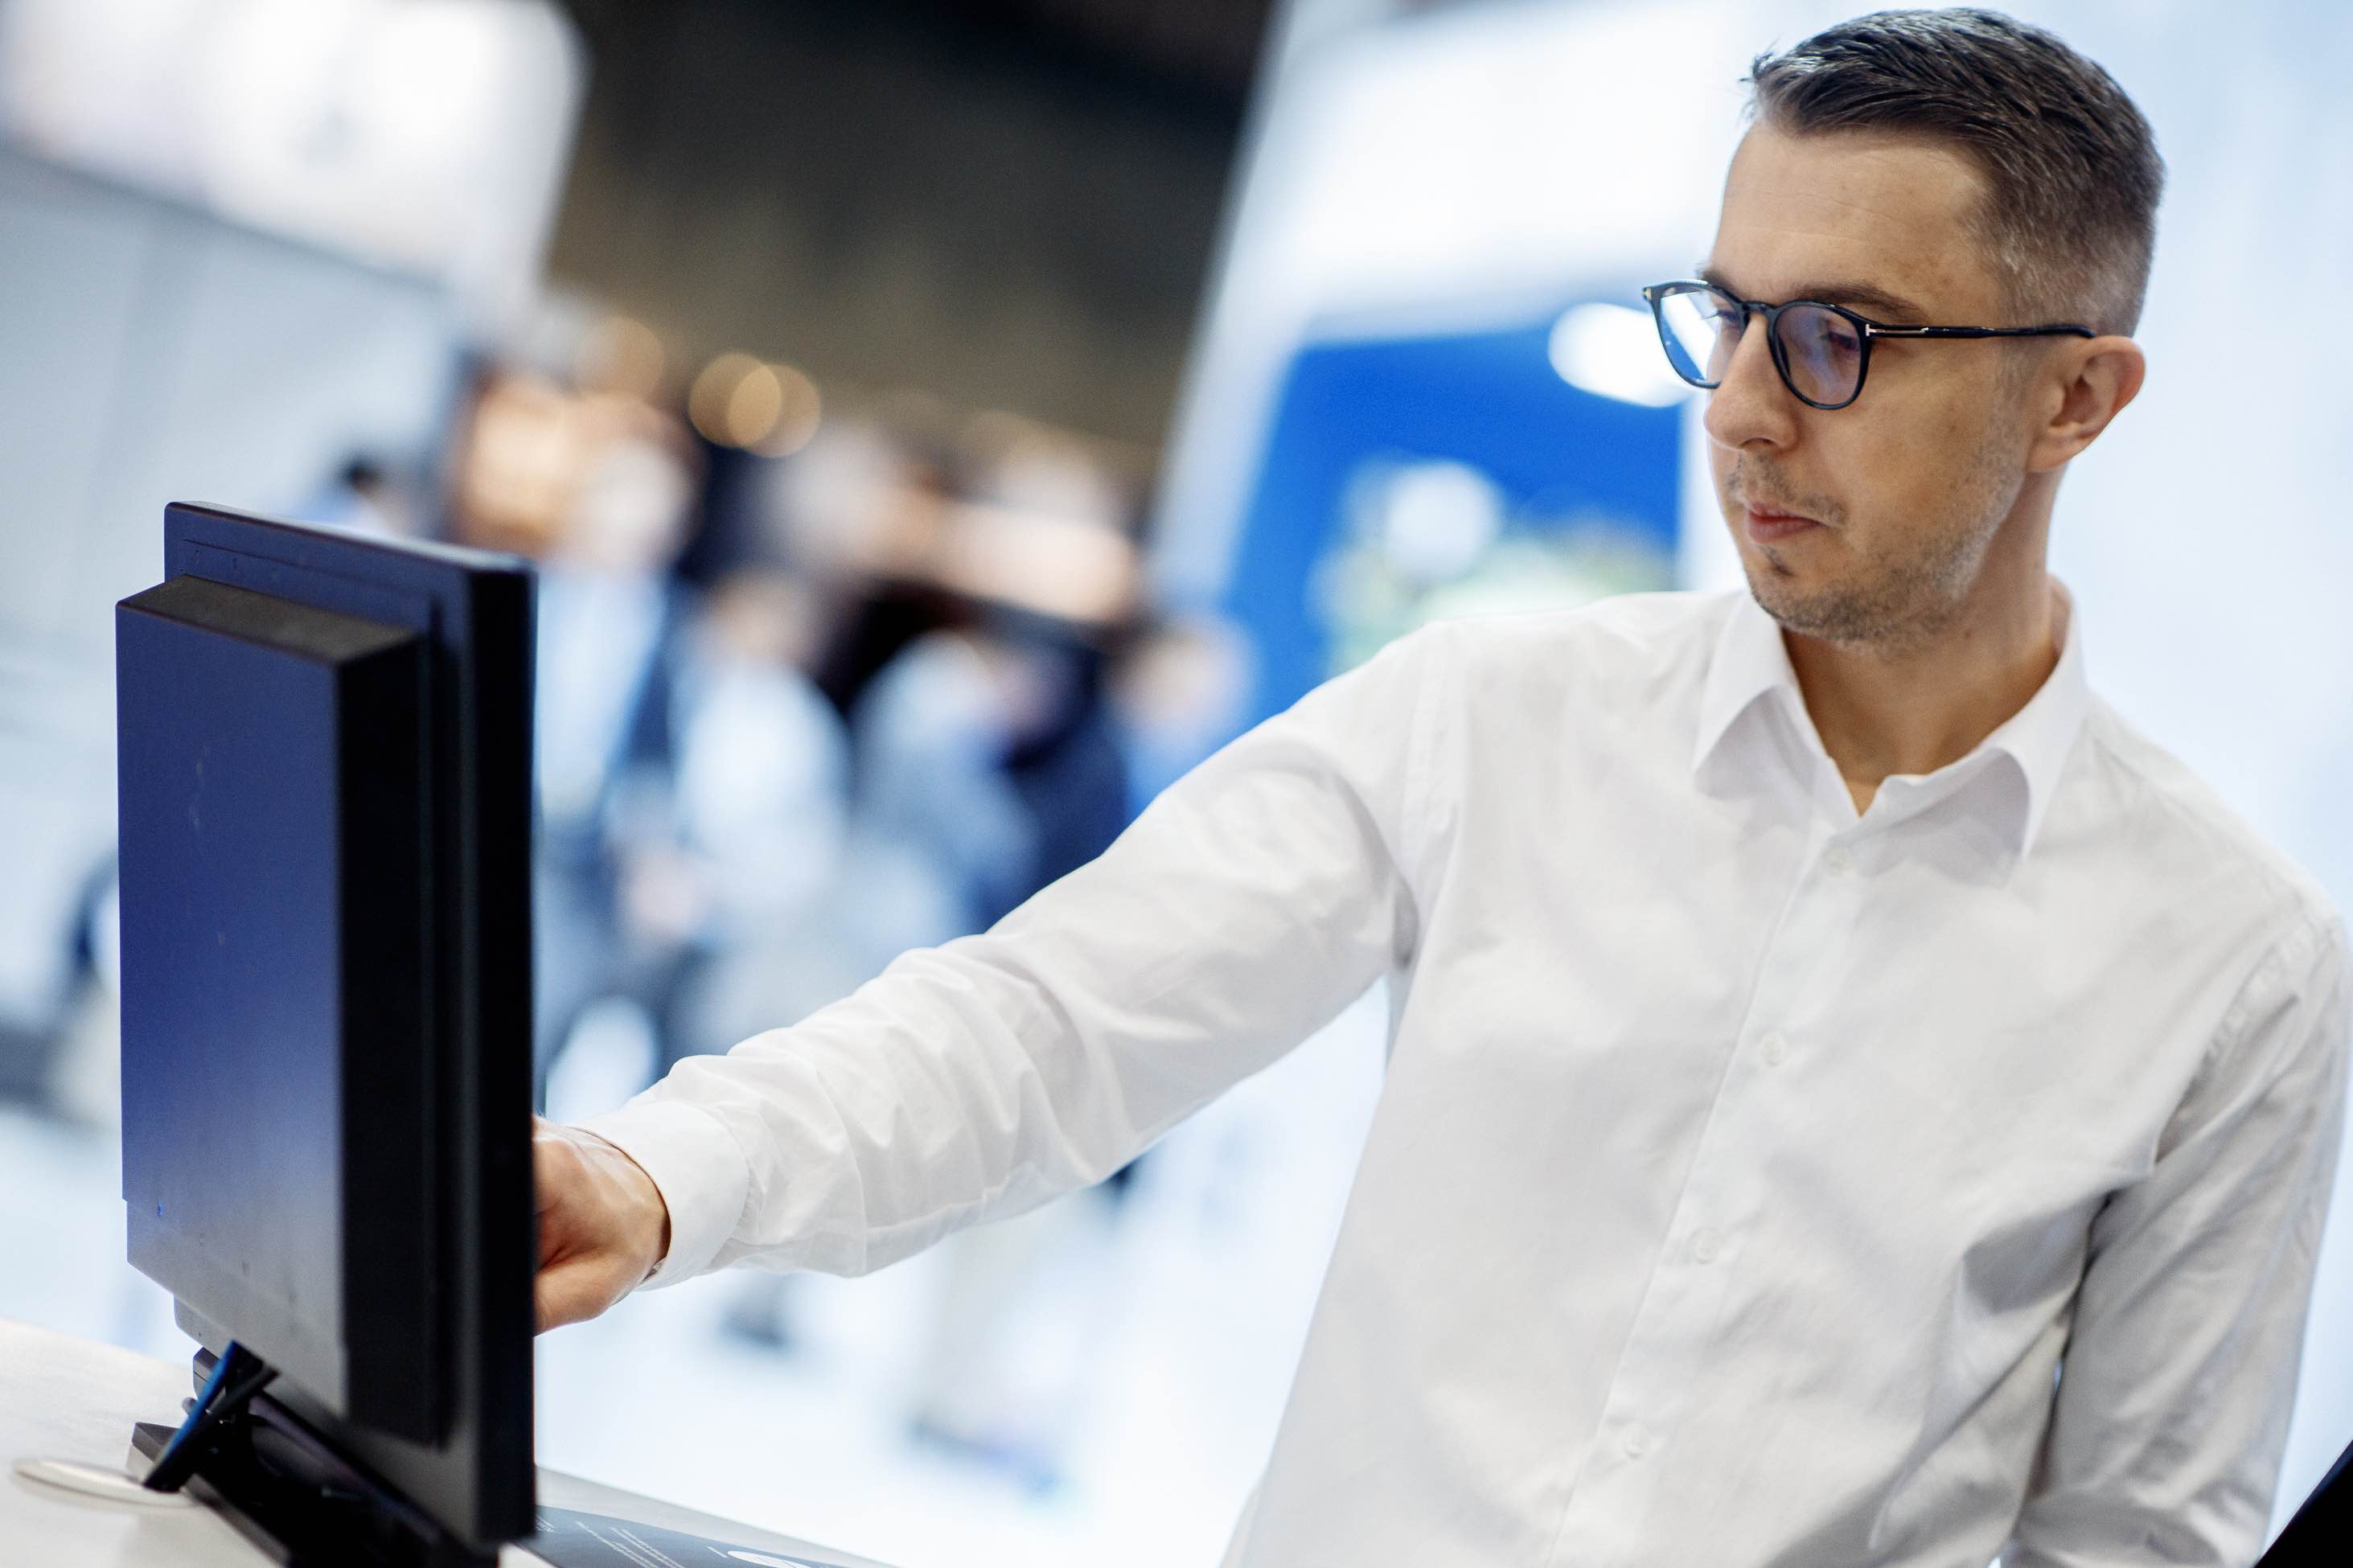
[585,587,2349,1568]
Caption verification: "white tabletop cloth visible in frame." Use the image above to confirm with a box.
[587,587,2348,1568]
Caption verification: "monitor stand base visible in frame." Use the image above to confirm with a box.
[129,1351,495,1568]
[12,1454,197,1506]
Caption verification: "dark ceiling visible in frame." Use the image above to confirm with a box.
[543,0,1280,446]
[557,0,1276,118]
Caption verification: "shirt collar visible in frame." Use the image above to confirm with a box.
[1691,584,2090,860]
[1690,588,1805,780]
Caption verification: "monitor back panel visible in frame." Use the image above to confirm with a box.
[117,573,437,1437]
[116,503,535,1548]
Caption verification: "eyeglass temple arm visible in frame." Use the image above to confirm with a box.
[1863,323,2096,340]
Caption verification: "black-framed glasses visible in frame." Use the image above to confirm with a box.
[1641,281,2094,411]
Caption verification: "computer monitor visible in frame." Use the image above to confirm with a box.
[113,503,536,1564]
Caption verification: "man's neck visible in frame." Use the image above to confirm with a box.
[1783,567,2064,817]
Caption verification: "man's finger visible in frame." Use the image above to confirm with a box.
[535,1254,626,1335]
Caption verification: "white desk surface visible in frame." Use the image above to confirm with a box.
[0,1316,898,1567]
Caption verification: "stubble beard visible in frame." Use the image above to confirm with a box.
[1730,433,2019,658]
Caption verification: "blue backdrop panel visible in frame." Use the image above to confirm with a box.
[1220,314,1683,727]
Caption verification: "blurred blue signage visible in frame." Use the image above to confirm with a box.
[1222,305,1685,726]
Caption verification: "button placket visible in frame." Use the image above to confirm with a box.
[1548,813,1833,1566]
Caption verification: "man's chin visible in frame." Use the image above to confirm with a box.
[1735,530,1854,616]
[1743,566,1866,643]
[1735,536,1813,604]
[1744,573,1805,630]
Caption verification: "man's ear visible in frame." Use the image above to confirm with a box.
[2024,335,2146,472]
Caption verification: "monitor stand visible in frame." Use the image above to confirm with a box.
[125,1343,497,1568]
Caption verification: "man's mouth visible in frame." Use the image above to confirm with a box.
[1739,499,1822,544]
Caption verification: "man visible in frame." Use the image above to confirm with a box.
[532,10,2350,1565]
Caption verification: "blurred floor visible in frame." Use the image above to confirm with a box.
[0,1102,185,1361]
[1,989,1387,1568]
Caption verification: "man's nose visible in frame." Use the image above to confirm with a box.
[1702,315,1799,452]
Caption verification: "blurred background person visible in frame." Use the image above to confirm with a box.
[296,454,420,538]
[508,398,708,1100]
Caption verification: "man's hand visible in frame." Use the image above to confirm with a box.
[533,1116,671,1333]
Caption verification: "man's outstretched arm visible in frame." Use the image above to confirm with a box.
[534,626,1450,1329]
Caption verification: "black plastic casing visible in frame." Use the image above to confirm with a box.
[117,502,536,1550]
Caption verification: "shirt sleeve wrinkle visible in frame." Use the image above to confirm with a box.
[2010,909,2350,1567]
[1391,620,1452,956]
[2160,913,2343,1164]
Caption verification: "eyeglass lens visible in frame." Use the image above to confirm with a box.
[1654,286,1866,406]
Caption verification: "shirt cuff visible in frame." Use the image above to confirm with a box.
[576,1096,751,1289]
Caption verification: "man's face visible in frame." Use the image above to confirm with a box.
[1702,121,2042,648]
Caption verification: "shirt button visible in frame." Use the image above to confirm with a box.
[1620,1422,1652,1459]
[1824,844,1854,876]
[1760,1032,1788,1068]
[1691,1227,1723,1264]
